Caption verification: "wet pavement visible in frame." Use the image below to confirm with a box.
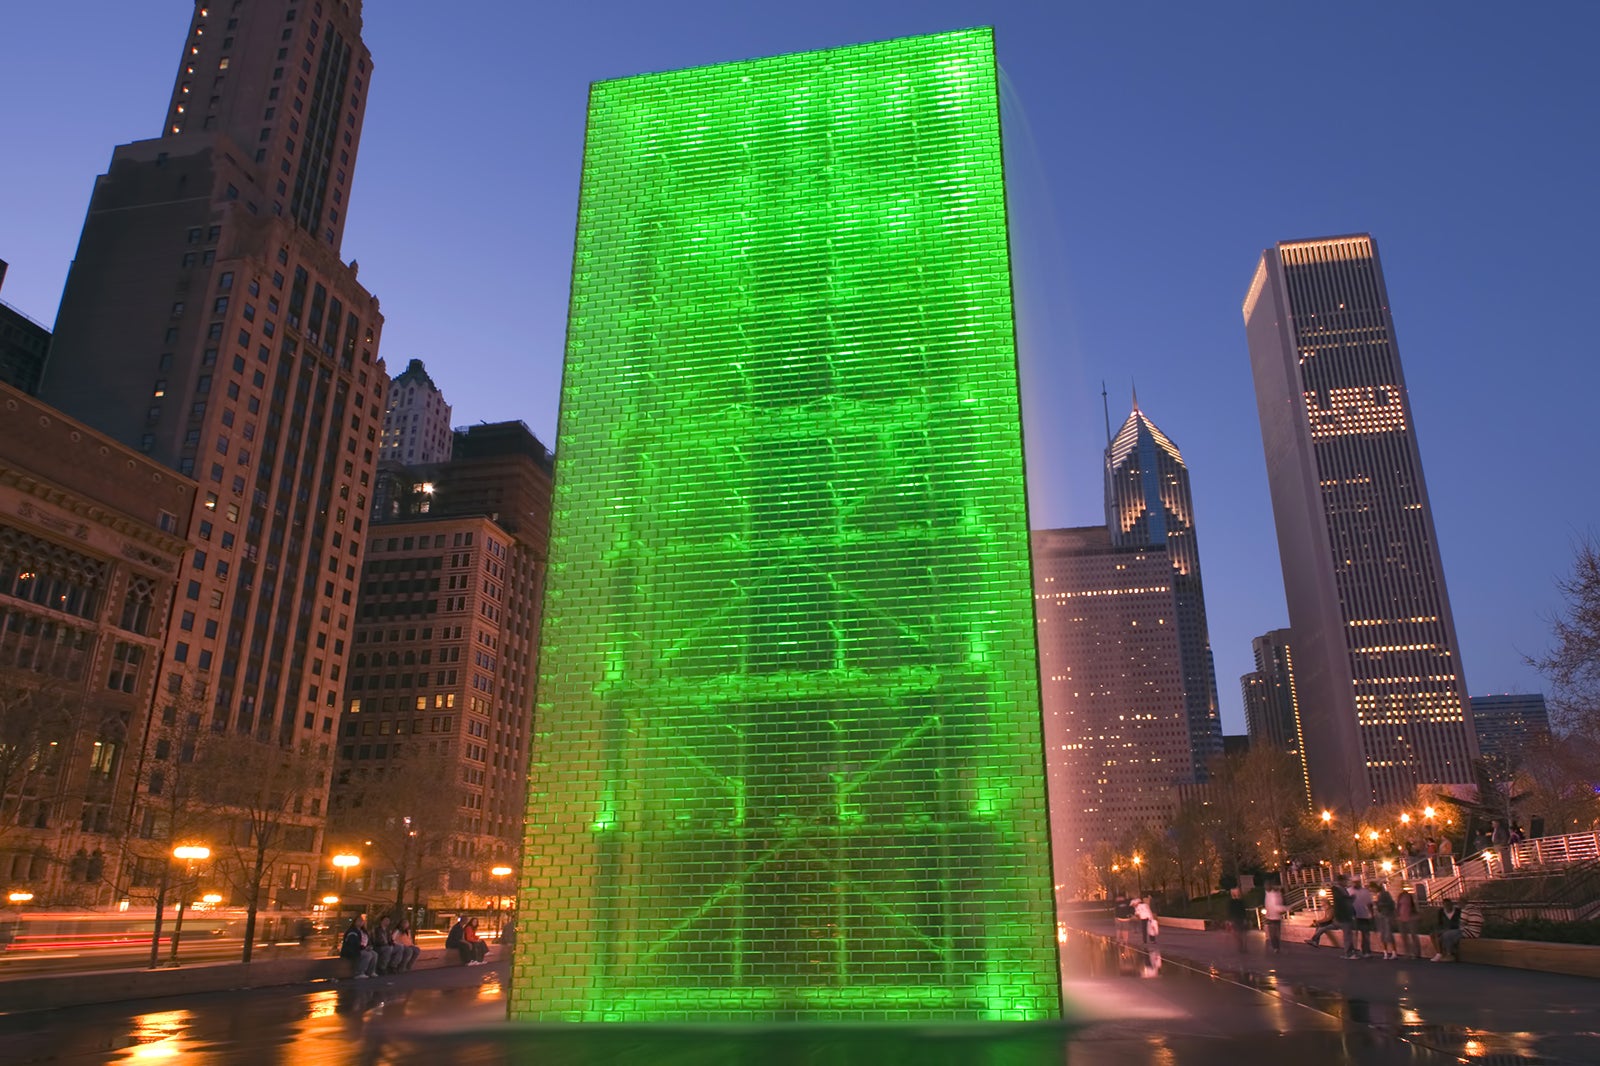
[0,928,1591,1064]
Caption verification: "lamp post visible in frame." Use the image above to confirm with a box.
[168,845,210,965]
[1132,855,1144,896]
[332,853,360,898]
[491,865,512,934]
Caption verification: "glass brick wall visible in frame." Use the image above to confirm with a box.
[510,27,1060,1023]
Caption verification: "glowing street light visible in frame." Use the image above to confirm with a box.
[491,865,514,923]
[1400,813,1411,826]
[202,893,223,905]
[332,853,361,900]
[322,895,340,906]
[1132,854,1144,894]
[169,845,210,964]
[7,892,33,904]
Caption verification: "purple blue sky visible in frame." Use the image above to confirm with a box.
[2,2,1596,733]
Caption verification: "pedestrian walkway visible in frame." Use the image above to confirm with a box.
[1068,919,1600,1064]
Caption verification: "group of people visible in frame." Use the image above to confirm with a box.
[445,915,493,966]
[1305,873,1463,961]
[339,913,422,978]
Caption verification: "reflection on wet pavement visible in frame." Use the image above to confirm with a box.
[0,931,1589,1064]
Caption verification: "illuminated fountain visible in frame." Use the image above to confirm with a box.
[509,28,1060,1023]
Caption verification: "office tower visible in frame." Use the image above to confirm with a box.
[512,30,1059,1022]
[1244,234,1477,810]
[0,261,50,395]
[1240,628,1311,807]
[381,358,453,466]
[1034,526,1192,891]
[332,423,552,906]
[0,383,194,903]
[1105,400,1223,776]
[1469,694,1552,781]
[39,1,383,902]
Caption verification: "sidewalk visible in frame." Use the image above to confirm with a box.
[1068,920,1600,1065]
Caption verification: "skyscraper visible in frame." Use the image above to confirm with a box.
[381,358,453,466]
[1105,400,1222,776]
[39,1,384,902]
[333,422,552,907]
[1244,234,1477,810]
[511,29,1058,1022]
[1469,694,1552,782]
[1240,628,1310,808]
[0,261,50,395]
[1034,526,1192,889]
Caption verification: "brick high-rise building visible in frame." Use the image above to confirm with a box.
[1034,526,1192,892]
[1104,399,1223,777]
[0,384,195,904]
[1244,234,1477,811]
[333,422,551,907]
[38,1,384,903]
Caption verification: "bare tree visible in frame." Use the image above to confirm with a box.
[1530,536,1600,730]
[194,732,328,963]
[329,748,461,920]
[0,671,79,860]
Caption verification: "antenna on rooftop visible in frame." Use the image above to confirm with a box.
[1101,380,1112,447]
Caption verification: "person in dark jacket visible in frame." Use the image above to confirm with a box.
[1330,876,1357,958]
[446,916,474,965]
[371,915,401,974]
[340,915,378,978]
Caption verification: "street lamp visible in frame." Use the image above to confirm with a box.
[491,865,513,928]
[167,845,210,964]
[1132,854,1144,895]
[332,853,360,899]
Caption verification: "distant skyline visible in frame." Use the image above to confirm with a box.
[2,1,1596,733]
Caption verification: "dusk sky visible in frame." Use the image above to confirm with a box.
[2,2,1596,733]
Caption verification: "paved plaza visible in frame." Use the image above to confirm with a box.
[3,926,1593,1064]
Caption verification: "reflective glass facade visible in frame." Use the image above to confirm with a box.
[510,29,1059,1023]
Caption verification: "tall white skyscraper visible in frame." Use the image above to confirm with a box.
[381,358,452,465]
[1243,234,1477,810]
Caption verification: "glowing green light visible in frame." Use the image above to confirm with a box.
[512,27,1059,1023]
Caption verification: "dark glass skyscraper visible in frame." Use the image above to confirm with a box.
[1244,234,1477,810]
[1104,401,1222,777]
[1241,628,1311,808]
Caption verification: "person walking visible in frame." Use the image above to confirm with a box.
[340,915,378,979]
[1225,886,1248,954]
[1263,879,1287,954]
[1331,876,1358,959]
[1395,886,1421,959]
[1374,882,1397,959]
[1491,819,1512,873]
[1306,893,1338,947]
[1133,896,1155,947]
[1438,835,1455,875]
[1112,895,1134,945]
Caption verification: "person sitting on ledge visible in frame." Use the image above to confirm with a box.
[1432,899,1463,962]
[463,916,490,965]
[340,914,378,979]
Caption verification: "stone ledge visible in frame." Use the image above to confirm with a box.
[1458,938,1600,979]
[0,948,477,1015]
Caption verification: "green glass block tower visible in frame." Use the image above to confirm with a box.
[511,28,1059,1023]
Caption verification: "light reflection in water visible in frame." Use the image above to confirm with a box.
[116,1008,194,1062]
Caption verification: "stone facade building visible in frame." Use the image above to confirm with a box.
[0,384,194,903]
